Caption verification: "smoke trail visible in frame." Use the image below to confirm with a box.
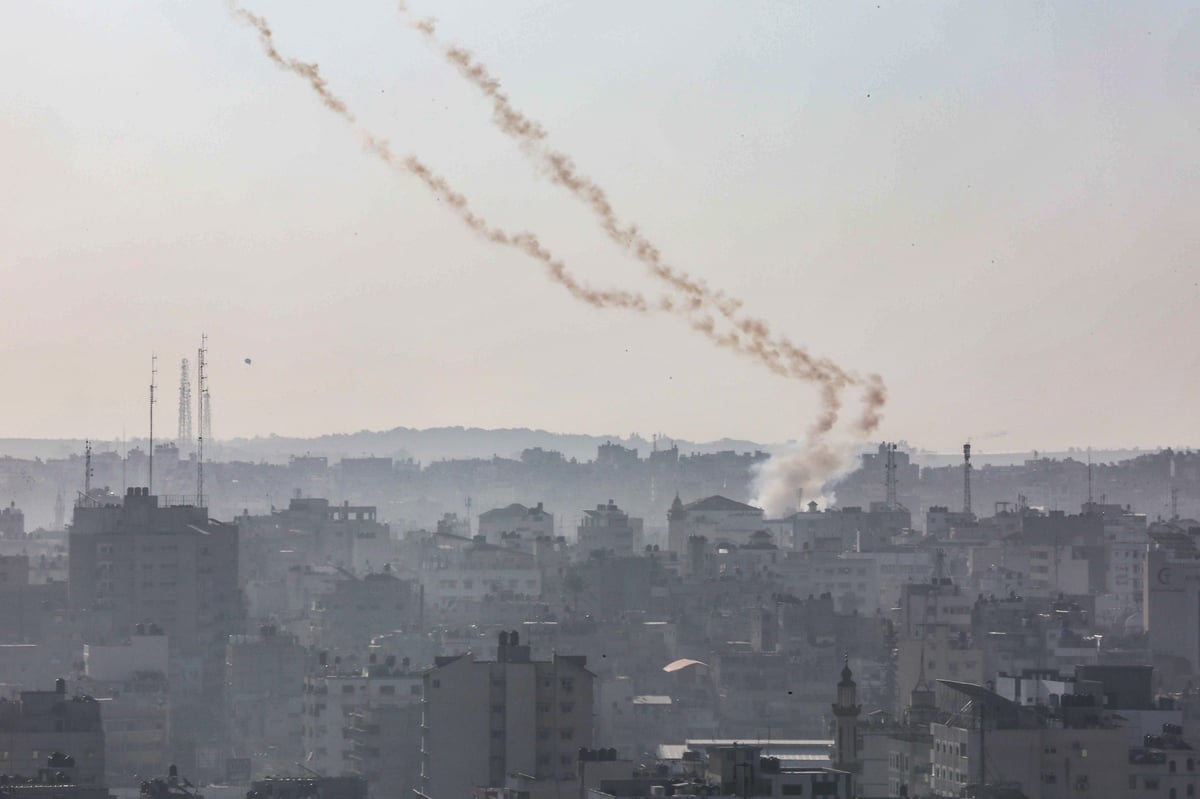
[229,4,648,314]
[855,374,887,435]
[232,5,885,516]
[395,6,885,436]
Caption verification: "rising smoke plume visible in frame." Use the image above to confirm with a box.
[395,5,886,439]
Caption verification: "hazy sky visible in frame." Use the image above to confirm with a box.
[3,1,1198,452]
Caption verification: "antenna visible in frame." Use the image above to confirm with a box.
[197,336,207,507]
[149,354,157,495]
[1086,447,1093,507]
[884,443,898,510]
[84,440,93,497]
[962,443,972,516]
[178,358,192,451]
[202,388,213,457]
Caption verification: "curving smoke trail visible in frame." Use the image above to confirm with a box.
[229,4,649,314]
[231,4,887,515]
[395,4,887,439]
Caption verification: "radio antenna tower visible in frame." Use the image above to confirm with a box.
[149,354,157,495]
[884,443,898,510]
[202,388,212,452]
[197,336,207,506]
[178,359,192,451]
[84,439,93,498]
[962,443,973,516]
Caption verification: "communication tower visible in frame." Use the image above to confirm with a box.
[884,443,899,510]
[178,358,192,451]
[197,336,207,506]
[962,443,973,516]
[149,354,157,495]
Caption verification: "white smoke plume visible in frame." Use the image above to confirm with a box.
[751,437,858,518]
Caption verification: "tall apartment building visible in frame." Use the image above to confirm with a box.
[226,625,308,766]
[302,664,423,779]
[68,488,241,654]
[0,680,106,786]
[421,631,593,799]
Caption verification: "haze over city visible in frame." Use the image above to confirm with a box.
[4,1,1197,451]
[2,6,1200,799]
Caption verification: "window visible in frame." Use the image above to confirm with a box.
[560,728,574,741]
[560,703,574,714]
[781,786,804,795]
[431,679,440,689]
[342,685,355,694]
[560,678,574,692]
[379,685,395,696]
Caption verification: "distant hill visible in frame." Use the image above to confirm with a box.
[0,428,767,464]
[216,427,768,464]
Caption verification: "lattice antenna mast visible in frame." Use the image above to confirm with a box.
[84,440,93,497]
[884,443,899,510]
[962,443,973,516]
[197,336,207,506]
[1087,447,1093,506]
[178,358,192,450]
[149,354,157,495]
[202,388,212,453]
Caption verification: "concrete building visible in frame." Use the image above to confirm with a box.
[83,626,168,683]
[68,488,241,655]
[787,502,912,552]
[89,672,170,787]
[309,572,421,652]
[577,501,642,559]
[225,625,307,769]
[0,752,110,799]
[301,665,422,779]
[421,632,593,799]
[705,745,852,799]
[668,496,764,554]
[478,503,554,549]
[0,680,105,788]
[345,702,422,799]
[1145,532,1200,673]
[421,533,541,608]
[0,555,30,587]
[0,503,25,539]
